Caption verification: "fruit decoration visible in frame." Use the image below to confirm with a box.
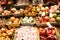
[21,17,35,25]
[42,16,50,22]
[6,28,14,36]
[35,16,51,25]
[39,27,58,40]
[10,17,15,21]
[4,10,11,15]
[0,27,14,40]
[13,8,24,16]
[0,36,10,40]
[6,17,21,27]
[24,5,36,16]
[14,26,40,40]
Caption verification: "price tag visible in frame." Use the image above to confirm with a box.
[49,12,52,17]
[46,22,52,28]
[41,12,45,16]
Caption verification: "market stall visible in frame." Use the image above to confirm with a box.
[0,0,60,40]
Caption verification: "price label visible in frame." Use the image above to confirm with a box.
[46,22,52,28]
[41,12,45,16]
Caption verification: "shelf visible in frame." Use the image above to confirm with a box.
[21,22,35,26]
[0,22,59,27]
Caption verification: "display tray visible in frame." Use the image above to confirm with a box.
[0,14,24,18]
[36,22,60,27]
[21,22,35,26]
[0,12,60,18]
[14,5,28,10]
[0,14,12,16]
[0,22,60,27]
[13,14,24,17]
[14,4,56,9]
[14,3,57,7]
